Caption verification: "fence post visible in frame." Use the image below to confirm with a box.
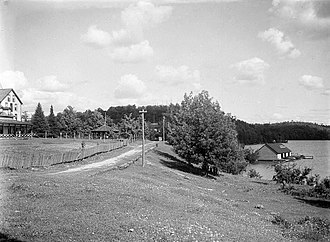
[61,153,65,163]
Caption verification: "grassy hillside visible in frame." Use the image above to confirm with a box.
[0,143,329,241]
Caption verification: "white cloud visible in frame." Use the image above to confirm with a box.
[37,75,69,92]
[82,1,172,49]
[111,29,137,46]
[114,74,146,99]
[0,70,28,89]
[299,75,324,90]
[81,25,112,48]
[322,89,330,96]
[121,1,173,34]
[270,0,330,39]
[155,65,200,85]
[231,57,270,85]
[21,88,103,113]
[258,28,301,58]
[110,40,154,63]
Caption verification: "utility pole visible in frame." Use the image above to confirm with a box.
[163,116,165,142]
[139,109,147,167]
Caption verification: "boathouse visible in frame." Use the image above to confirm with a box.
[256,143,292,161]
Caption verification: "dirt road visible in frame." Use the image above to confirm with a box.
[53,142,156,174]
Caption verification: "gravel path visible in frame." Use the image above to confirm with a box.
[53,142,156,174]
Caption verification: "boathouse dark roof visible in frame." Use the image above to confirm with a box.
[263,143,291,154]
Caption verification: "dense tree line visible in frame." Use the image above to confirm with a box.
[236,120,330,145]
[31,102,330,143]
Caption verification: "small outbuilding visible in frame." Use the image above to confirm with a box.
[91,125,119,139]
[256,143,292,161]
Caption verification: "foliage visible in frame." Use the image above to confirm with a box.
[167,91,246,175]
[56,106,82,136]
[247,169,262,179]
[236,119,330,145]
[31,103,49,135]
[311,177,330,199]
[272,215,330,241]
[77,109,104,134]
[47,105,59,137]
[273,163,312,185]
[119,113,141,139]
[274,164,330,199]
[243,148,258,164]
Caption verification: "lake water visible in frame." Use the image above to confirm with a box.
[247,140,330,180]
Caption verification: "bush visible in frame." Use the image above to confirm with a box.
[247,169,262,179]
[273,163,312,185]
[243,149,258,164]
[274,164,330,199]
[218,160,248,175]
[272,215,330,241]
[310,177,330,199]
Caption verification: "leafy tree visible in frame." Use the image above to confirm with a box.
[31,103,49,135]
[57,106,82,137]
[120,113,138,139]
[47,105,59,137]
[168,91,246,175]
[77,110,104,134]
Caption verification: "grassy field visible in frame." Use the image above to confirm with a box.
[0,143,329,241]
[0,138,109,155]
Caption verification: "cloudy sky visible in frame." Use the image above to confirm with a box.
[0,0,329,124]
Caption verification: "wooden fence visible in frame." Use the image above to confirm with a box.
[0,140,128,169]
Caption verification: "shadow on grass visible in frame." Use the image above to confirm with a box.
[294,197,330,209]
[0,232,25,242]
[154,149,217,179]
[251,180,271,185]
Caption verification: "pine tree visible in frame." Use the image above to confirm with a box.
[168,90,247,175]
[31,103,49,136]
[47,105,59,137]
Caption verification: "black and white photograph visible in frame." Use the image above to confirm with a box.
[0,0,329,241]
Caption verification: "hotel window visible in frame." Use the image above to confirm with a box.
[12,97,15,102]
[14,104,17,111]
[7,96,10,102]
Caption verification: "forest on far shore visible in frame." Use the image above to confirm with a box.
[235,119,330,145]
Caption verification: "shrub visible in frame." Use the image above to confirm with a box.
[272,215,330,241]
[247,169,262,179]
[243,149,258,164]
[310,177,330,199]
[273,163,312,185]
[218,160,248,175]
